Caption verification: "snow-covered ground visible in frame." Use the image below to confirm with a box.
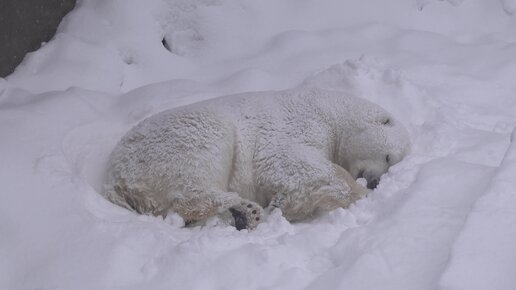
[2,0,516,289]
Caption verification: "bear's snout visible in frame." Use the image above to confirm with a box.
[358,170,381,189]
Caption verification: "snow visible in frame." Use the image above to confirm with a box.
[1,0,516,289]
[440,128,516,290]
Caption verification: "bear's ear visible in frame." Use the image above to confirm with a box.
[380,117,392,126]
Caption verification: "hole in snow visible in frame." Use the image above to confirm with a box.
[122,55,134,65]
[162,37,171,52]
[119,49,136,65]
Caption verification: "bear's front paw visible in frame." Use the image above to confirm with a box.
[229,201,264,230]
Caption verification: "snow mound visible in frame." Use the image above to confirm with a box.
[302,56,431,126]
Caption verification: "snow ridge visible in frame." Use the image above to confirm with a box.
[440,128,516,290]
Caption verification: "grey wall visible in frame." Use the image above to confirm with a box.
[0,0,76,77]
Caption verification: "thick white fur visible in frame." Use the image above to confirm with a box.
[104,88,410,228]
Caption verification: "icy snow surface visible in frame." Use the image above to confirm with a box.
[2,0,516,289]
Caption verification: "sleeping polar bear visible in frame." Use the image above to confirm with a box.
[104,88,410,230]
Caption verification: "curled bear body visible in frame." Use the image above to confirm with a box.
[104,89,410,229]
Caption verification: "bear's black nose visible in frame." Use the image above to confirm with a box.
[367,178,379,189]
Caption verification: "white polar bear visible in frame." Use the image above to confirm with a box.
[104,88,410,230]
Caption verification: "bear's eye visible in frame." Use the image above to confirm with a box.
[386,155,390,164]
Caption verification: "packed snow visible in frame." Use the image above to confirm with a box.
[1,0,516,289]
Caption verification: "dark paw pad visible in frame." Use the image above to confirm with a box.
[229,208,248,231]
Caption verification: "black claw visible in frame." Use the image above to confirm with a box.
[185,220,196,227]
[229,208,248,230]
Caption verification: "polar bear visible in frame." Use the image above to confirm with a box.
[104,88,410,230]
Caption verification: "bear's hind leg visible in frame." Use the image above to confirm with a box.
[228,200,264,230]
[170,190,264,230]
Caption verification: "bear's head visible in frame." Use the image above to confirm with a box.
[338,108,410,189]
